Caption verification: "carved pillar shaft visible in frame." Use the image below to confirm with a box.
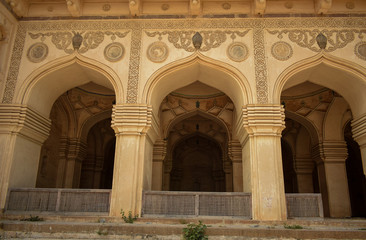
[63,138,87,188]
[93,156,104,188]
[237,104,286,221]
[152,139,166,191]
[294,155,315,193]
[313,141,351,218]
[109,104,157,216]
[229,140,243,192]
[0,104,51,210]
[163,157,172,191]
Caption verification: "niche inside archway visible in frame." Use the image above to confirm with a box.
[79,118,115,189]
[170,134,225,192]
[159,81,236,192]
[36,82,116,188]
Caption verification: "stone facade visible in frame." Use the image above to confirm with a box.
[1,0,366,220]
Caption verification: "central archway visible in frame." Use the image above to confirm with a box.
[142,52,253,118]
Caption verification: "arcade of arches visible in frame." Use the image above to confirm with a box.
[1,3,366,221]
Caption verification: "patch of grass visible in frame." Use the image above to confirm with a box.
[284,224,303,229]
[20,215,44,222]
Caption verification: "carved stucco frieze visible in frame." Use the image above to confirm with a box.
[126,28,141,103]
[253,24,268,104]
[267,29,366,52]
[28,31,129,54]
[2,24,26,104]
[145,30,250,52]
[2,18,366,105]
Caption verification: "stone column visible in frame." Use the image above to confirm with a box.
[109,104,157,216]
[236,104,287,221]
[229,140,243,192]
[294,155,314,193]
[352,114,366,175]
[152,139,166,191]
[0,105,50,211]
[56,137,68,187]
[63,139,86,188]
[93,156,104,188]
[162,158,172,191]
[223,161,233,192]
[313,141,351,217]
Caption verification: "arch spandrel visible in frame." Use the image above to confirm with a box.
[14,52,123,117]
[142,52,253,118]
[273,53,366,118]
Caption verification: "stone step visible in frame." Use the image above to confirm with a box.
[1,214,366,239]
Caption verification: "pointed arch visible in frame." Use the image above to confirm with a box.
[285,111,320,145]
[79,109,113,142]
[164,109,231,141]
[14,52,123,117]
[142,52,253,117]
[274,53,366,117]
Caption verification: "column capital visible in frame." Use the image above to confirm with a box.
[312,141,348,164]
[112,104,156,135]
[153,139,167,162]
[228,140,242,162]
[294,156,315,174]
[352,113,366,146]
[0,104,51,144]
[237,104,285,142]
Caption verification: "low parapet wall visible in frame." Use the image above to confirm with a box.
[5,188,323,218]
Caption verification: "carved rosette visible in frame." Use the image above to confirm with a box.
[147,41,169,63]
[27,42,48,63]
[104,42,125,62]
[355,41,366,61]
[227,42,249,62]
[271,41,293,61]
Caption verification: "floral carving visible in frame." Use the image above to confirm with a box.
[29,31,129,54]
[145,30,250,52]
[267,29,366,52]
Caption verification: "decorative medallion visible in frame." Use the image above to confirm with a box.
[27,42,48,63]
[346,2,355,9]
[147,41,169,63]
[284,1,293,9]
[161,4,169,11]
[271,41,293,61]
[227,42,249,62]
[104,42,125,62]
[222,2,231,10]
[355,41,366,60]
[102,4,111,11]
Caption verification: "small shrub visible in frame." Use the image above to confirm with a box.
[284,224,303,229]
[20,215,43,222]
[183,221,208,240]
[120,209,138,223]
